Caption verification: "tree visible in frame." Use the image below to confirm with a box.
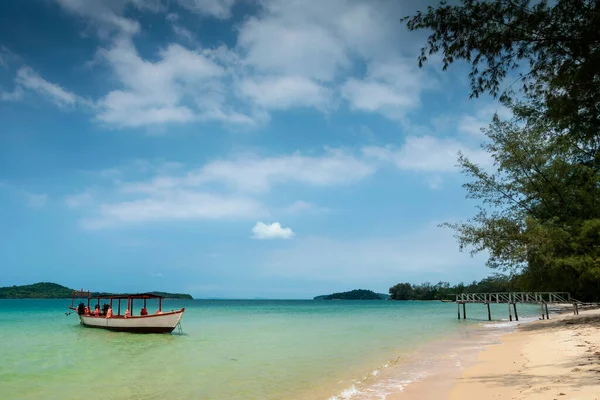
[404,0,600,300]
[389,283,414,300]
[441,110,600,299]
[403,0,600,154]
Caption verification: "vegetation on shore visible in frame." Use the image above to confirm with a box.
[404,0,600,301]
[389,275,520,301]
[314,289,390,300]
[0,282,193,299]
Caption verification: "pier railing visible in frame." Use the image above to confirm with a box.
[454,291,579,322]
[456,292,571,304]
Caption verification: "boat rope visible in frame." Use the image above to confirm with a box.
[176,321,183,335]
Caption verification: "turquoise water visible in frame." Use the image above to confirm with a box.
[0,299,541,399]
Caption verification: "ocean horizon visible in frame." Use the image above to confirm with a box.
[0,299,545,399]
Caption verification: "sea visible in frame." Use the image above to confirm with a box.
[0,299,544,400]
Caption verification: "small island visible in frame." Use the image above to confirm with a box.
[314,289,390,300]
[0,282,193,299]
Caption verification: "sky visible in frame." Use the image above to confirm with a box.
[0,0,508,299]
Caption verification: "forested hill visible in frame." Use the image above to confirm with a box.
[0,282,73,298]
[0,282,193,299]
[314,289,390,300]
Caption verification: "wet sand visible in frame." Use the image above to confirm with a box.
[390,308,600,400]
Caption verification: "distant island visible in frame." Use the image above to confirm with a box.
[314,289,390,300]
[0,282,193,299]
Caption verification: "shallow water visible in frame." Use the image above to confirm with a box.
[0,299,541,399]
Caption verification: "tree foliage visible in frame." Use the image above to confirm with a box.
[403,0,600,147]
[314,289,390,300]
[389,275,518,301]
[404,0,600,301]
[0,282,73,298]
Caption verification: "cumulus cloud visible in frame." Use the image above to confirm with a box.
[251,222,295,240]
[363,136,492,173]
[238,75,333,111]
[341,59,426,120]
[41,0,436,129]
[176,0,236,19]
[54,0,143,36]
[95,38,235,128]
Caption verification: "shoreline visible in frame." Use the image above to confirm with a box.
[325,311,531,400]
[388,308,600,400]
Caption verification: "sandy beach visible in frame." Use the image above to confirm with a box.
[392,308,600,400]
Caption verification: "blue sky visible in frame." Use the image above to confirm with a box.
[0,0,509,299]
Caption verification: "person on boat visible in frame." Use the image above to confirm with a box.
[125,308,130,318]
[106,306,112,318]
[140,307,148,316]
[155,309,163,314]
[94,305,100,316]
[84,305,90,316]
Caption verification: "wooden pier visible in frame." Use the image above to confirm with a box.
[454,292,581,321]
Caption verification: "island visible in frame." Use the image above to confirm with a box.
[314,289,390,300]
[0,282,193,299]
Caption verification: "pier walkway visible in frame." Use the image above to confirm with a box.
[454,292,582,321]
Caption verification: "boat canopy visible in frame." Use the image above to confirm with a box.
[71,290,165,300]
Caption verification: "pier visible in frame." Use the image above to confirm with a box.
[454,292,582,321]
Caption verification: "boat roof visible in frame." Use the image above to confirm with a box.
[72,290,164,300]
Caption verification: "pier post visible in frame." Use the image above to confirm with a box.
[574,303,579,315]
[458,302,461,320]
[541,304,545,319]
[508,302,513,321]
[513,303,519,321]
[487,302,491,321]
[545,303,549,319]
[462,302,467,319]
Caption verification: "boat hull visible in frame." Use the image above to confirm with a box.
[78,308,184,334]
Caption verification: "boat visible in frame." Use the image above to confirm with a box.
[69,290,185,334]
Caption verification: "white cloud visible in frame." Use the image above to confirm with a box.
[122,149,375,194]
[1,87,24,101]
[363,135,491,173]
[1,66,84,108]
[176,0,236,19]
[341,59,425,120]
[95,38,252,128]
[0,46,16,69]
[238,75,332,111]
[54,0,141,36]
[44,0,434,129]
[82,191,266,229]
[251,222,294,240]
[172,25,196,43]
[72,149,370,229]
[27,193,48,208]
[238,15,349,82]
[14,67,80,108]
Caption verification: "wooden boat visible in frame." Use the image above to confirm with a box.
[69,290,185,334]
